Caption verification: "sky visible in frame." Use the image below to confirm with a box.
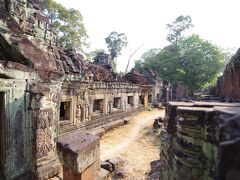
[56,0,240,72]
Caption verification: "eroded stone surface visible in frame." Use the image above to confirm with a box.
[159,102,240,180]
[57,131,100,174]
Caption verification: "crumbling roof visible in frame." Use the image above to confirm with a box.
[28,0,40,10]
[34,12,49,24]
[0,3,160,85]
[87,63,116,82]
[123,67,161,85]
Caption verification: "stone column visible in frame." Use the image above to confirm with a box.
[144,94,148,107]
[133,93,139,109]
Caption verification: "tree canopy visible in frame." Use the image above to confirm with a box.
[105,31,128,60]
[136,16,224,93]
[166,15,193,45]
[40,0,88,52]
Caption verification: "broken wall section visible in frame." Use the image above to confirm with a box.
[159,102,240,180]
[217,48,240,100]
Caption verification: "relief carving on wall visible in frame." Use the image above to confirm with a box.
[37,110,53,129]
[14,0,26,20]
[36,128,52,158]
[76,104,82,123]
[108,99,113,114]
[84,102,89,121]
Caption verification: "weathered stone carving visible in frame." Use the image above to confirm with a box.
[14,0,26,20]
[37,110,53,129]
[36,128,52,158]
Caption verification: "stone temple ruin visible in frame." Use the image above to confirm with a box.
[0,0,240,180]
[159,50,240,180]
[0,0,166,179]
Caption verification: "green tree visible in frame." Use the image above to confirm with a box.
[166,15,193,45]
[105,31,128,60]
[40,0,88,52]
[179,34,224,92]
[143,45,183,84]
[136,15,224,94]
[140,48,161,61]
[139,35,224,93]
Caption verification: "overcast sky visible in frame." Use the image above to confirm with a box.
[56,0,239,72]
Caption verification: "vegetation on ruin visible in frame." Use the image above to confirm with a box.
[135,15,224,93]
[40,0,89,52]
[105,31,128,60]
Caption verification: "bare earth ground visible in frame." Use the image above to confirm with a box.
[100,109,165,179]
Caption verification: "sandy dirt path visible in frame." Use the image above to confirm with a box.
[100,109,165,179]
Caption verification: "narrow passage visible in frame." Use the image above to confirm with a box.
[100,109,165,179]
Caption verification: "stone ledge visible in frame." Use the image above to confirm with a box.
[57,131,100,174]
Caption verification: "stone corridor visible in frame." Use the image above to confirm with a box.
[100,109,164,179]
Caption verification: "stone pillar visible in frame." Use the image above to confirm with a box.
[103,97,108,115]
[133,93,139,109]
[57,131,100,180]
[144,95,148,107]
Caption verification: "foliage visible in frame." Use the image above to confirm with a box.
[179,34,224,92]
[140,48,161,61]
[166,15,193,45]
[105,31,128,60]
[134,59,143,68]
[138,35,224,93]
[90,49,105,59]
[143,45,182,84]
[40,0,88,52]
[134,48,160,69]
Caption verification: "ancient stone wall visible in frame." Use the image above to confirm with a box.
[0,61,36,179]
[160,102,240,180]
[0,1,164,179]
[217,49,240,99]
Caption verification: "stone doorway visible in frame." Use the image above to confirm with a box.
[127,96,134,108]
[60,101,71,122]
[0,92,5,178]
[113,97,121,110]
[139,96,144,106]
[148,95,152,103]
[93,99,103,114]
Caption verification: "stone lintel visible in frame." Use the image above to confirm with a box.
[57,131,100,174]
[214,106,240,115]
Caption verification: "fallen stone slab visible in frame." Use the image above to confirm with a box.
[102,120,125,131]
[106,158,125,171]
[150,160,161,172]
[123,117,130,124]
[101,161,114,172]
[153,119,161,129]
[99,168,111,180]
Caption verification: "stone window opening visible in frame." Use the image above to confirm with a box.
[139,96,144,105]
[148,95,152,103]
[157,93,160,102]
[59,101,71,121]
[127,96,134,107]
[0,92,6,178]
[93,99,103,114]
[113,97,121,110]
